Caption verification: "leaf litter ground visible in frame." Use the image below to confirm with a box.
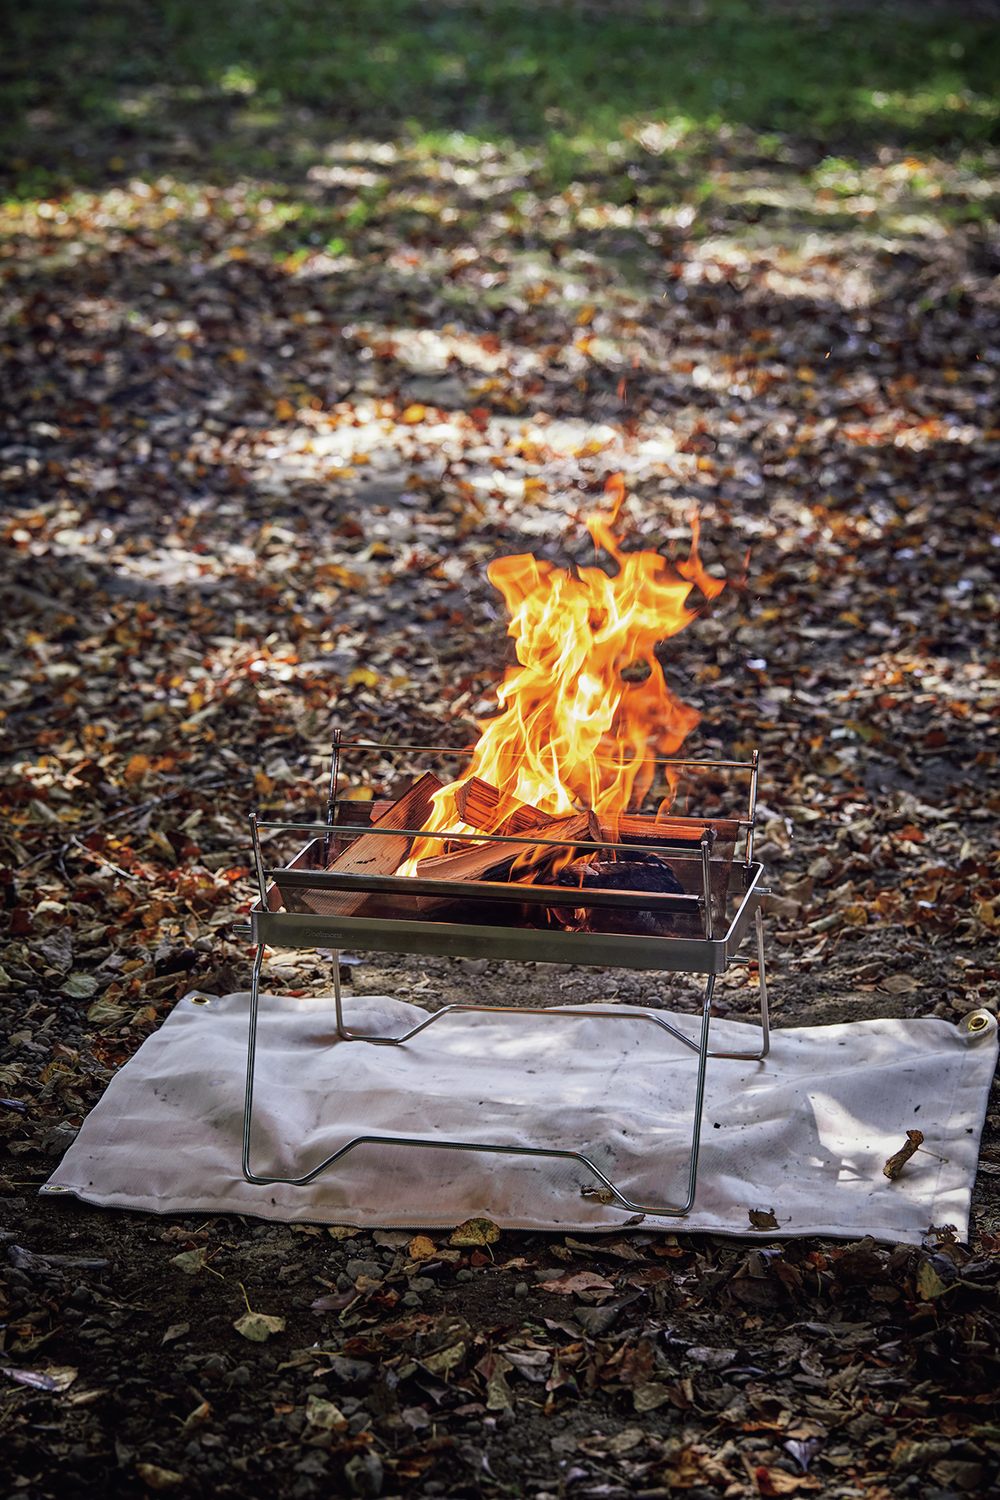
[3,3,1000,1496]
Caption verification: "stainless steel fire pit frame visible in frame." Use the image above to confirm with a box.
[233,745,770,1218]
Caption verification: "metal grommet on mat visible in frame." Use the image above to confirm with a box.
[959,1009,997,1037]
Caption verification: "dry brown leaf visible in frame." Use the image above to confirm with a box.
[123,754,151,785]
[883,1129,924,1180]
[747,1460,823,1494]
[304,1395,348,1432]
[449,1217,499,1248]
[879,973,920,994]
[534,1270,615,1295]
[135,1464,186,1491]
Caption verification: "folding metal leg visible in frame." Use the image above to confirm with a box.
[242,945,728,1217]
[242,869,769,1216]
[707,905,770,1062]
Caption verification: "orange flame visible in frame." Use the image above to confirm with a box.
[401,479,725,869]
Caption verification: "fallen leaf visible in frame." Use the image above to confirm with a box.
[0,1363,77,1392]
[930,1458,984,1490]
[180,1399,211,1434]
[883,1129,924,1180]
[372,1229,410,1249]
[170,1247,210,1275]
[310,1291,358,1313]
[408,1235,438,1260]
[879,973,920,994]
[85,999,128,1026]
[632,1382,674,1412]
[749,1209,780,1230]
[123,753,151,784]
[135,1462,186,1491]
[66,1387,108,1406]
[606,1426,644,1455]
[916,1258,952,1301]
[160,1322,190,1345]
[304,1395,348,1432]
[534,1270,615,1296]
[752,1462,822,1494]
[61,973,99,999]
[345,667,379,689]
[476,1350,515,1410]
[450,1217,500,1249]
[233,1311,286,1342]
[784,1437,824,1473]
[420,1340,466,1377]
[498,1345,550,1382]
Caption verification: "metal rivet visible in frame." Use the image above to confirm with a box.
[189,996,211,1006]
[969,1015,988,1031]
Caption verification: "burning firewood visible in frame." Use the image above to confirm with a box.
[557,853,685,896]
[279,772,443,918]
[397,481,726,878]
[412,810,592,884]
[496,803,551,838]
[280,487,738,935]
[454,776,500,830]
[554,853,690,935]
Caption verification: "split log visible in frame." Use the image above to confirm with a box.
[454,776,500,830]
[277,772,443,917]
[588,812,739,853]
[556,854,686,897]
[413,810,592,884]
[553,853,693,935]
[332,798,398,826]
[497,803,551,838]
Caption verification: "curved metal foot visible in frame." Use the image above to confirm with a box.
[241,912,770,1219]
[242,949,716,1217]
[330,945,769,1062]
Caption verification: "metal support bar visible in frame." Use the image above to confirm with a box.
[251,820,727,860]
[249,812,267,910]
[746,749,759,868]
[325,728,342,863]
[240,905,769,1214]
[326,742,759,770]
[265,866,704,914]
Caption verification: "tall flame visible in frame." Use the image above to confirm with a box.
[401,478,725,869]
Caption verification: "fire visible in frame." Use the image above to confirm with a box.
[400,477,725,871]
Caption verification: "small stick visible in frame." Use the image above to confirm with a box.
[883,1129,924,1180]
[883,1130,948,1179]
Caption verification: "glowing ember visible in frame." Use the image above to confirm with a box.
[400,476,725,872]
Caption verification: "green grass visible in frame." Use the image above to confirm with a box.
[4,0,1000,197]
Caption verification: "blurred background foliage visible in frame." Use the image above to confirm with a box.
[4,0,1000,201]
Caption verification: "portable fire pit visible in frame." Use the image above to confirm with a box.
[234,737,770,1218]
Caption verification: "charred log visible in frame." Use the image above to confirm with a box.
[554,854,690,935]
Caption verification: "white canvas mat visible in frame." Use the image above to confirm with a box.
[43,992,997,1245]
